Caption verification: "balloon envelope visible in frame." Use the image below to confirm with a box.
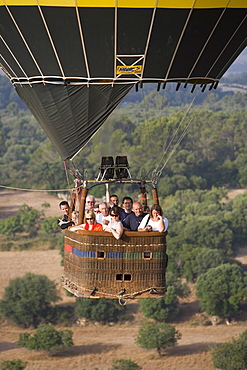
[0,0,246,159]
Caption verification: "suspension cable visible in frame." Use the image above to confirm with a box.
[141,86,155,172]
[156,115,194,178]
[0,184,72,192]
[143,87,171,180]
[153,96,196,175]
[64,161,71,187]
[152,92,210,181]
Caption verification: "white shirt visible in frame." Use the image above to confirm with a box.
[138,214,168,232]
[96,213,111,229]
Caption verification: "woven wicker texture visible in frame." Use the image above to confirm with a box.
[63,230,167,299]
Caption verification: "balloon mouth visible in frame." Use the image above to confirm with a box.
[10,75,218,87]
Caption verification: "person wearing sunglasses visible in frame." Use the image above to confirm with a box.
[94,204,100,214]
[104,206,123,239]
[69,210,103,232]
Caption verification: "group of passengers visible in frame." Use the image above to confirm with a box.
[58,194,168,240]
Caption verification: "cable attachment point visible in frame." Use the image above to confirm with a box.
[90,287,97,296]
[118,297,127,306]
[118,288,126,296]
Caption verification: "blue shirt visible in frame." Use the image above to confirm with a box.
[122,212,148,231]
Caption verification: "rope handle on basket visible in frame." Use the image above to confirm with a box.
[62,280,166,303]
[118,297,127,306]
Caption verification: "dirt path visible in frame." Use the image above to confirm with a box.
[227,188,247,199]
[0,190,61,220]
[0,250,65,299]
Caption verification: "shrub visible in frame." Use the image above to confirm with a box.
[195,248,228,276]
[41,202,50,209]
[0,272,60,327]
[75,298,125,323]
[211,330,247,370]
[166,272,191,298]
[0,359,27,370]
[0,242,13,251]
[196,264,247,320]
[43,305,75,326]
[40,216,60,235]
[139,286,179,321]
[135,322,181,356]
[109,358,142,370]
[0,204,42,237]
[18,323,74,355]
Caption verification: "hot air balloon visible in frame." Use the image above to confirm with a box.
[0,0,246,301]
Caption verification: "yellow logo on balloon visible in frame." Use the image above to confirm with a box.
[116,65,142,75]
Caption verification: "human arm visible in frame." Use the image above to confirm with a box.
[59,220,75,229]
[69,224,86,231]
[164,217,168,231]
[138,214,152,232]
[138,225,152,232]
[112,222,123,239]
[105,222,123,239]
[157,216,165,232]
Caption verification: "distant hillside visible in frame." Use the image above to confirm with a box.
[226,48,247,73]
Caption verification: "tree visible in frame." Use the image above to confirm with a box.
[195,248,228,276]
[18,204,43,236]
[40,216,60,235]
[109,359,142,370]
[211,330,247,370]
[18,323,73,355]
[0,204,42,237]
[0,215,23,236]
[139,286,179,321]
[135,322,181,356]
[195,264,247,320]
[0,273,60,327]
[0,359,27,370]
[75,298,125,324]
[165,272,190,298]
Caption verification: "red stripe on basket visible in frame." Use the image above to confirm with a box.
[64,244,73,253]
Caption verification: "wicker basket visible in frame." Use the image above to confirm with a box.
[62,229,167,300]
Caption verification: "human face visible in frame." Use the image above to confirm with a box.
[133,202,143,217]
[122,199,132,211]
[152,209,161,220]
[72,212,78,224]
[86,216,95,225]
[110,212,119,220]
[60,204,69,215]
[86,198,95,210]
[110,196,119,206]
[99,204,109,216]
